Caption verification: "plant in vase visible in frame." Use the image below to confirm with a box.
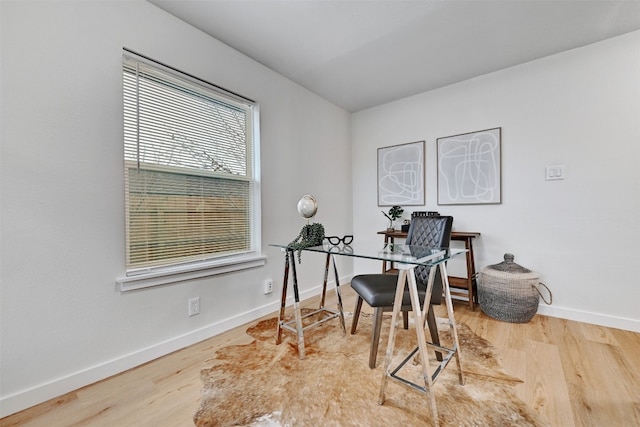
[382,205,404,231]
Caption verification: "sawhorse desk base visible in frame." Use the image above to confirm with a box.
[275,249,346,359]
[378,262,465,427]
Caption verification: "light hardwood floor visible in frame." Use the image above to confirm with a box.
[3,285,639,426]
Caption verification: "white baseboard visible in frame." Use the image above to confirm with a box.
[536,304,640,332]
[0,278,349,418]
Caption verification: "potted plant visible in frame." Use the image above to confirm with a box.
[382,206,404,231]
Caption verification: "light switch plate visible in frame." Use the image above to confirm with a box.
[546,165,565,180]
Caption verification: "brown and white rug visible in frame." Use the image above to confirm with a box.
[194,311,548,426]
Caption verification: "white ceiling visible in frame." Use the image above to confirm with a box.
[149,0,640,112]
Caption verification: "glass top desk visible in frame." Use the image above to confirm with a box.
[270,242,466,424]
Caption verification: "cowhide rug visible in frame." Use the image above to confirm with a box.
[194,310,548,426]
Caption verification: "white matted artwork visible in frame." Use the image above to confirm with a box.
[437,127,501,205]
[377,140,424,206]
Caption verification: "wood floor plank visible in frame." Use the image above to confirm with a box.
[2,285,639,426]
[525,339,575,426]
[583,340,640,426]
[497,346,528,401]
[579,322,621,346]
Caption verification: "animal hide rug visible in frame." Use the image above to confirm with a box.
[194,311,548,426]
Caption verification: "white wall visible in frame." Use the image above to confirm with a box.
[352,30,640,332]
[0,0,352,416]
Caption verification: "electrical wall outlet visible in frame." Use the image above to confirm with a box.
[264,279,273,294]
[188,297,200,317]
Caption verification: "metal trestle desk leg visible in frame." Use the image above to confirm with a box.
[276,249,346,359]
[378,262,464,427]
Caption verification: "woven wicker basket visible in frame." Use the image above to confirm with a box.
[478,253,551,323]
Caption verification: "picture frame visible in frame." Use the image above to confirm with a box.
[437,127,502,205]
[377,140,425,206]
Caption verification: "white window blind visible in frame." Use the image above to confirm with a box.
[122,52,259,274]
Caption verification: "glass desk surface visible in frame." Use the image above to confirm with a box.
[270,242,466,266]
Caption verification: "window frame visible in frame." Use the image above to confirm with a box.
[117,49,264,291]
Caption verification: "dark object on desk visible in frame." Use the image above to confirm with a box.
[350,215,453,368]
[286,223,325,263]
[412,211,440,217]
[478,253,552,323]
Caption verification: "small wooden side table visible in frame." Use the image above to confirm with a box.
[377,230,480,310]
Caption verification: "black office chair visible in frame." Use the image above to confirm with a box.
[350,215,453,368]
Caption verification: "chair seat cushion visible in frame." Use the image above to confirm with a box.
[351,274,433,307]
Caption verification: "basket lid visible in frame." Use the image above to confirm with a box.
[486,253,531,273]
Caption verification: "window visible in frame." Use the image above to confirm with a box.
[119,50,262,288]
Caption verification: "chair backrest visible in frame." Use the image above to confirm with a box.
[405,215,453,287]
[405,215,453,247]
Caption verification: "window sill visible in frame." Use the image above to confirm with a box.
[116,254,267,292]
